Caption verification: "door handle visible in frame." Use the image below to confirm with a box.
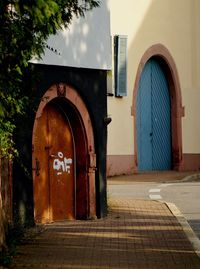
[33,158,40,176]
[49,154,58,158]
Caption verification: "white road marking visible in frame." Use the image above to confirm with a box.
[158,183,172,188]
[149,194,162,200]
[149,189,161,193]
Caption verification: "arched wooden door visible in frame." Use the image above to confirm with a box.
[33,102,75,223]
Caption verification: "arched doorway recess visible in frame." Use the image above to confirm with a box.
[32,83,96,223]
[133,44,184,172]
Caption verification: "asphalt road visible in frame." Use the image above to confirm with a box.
[108,179,200,239]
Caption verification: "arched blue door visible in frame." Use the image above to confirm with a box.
[136,58,172,171]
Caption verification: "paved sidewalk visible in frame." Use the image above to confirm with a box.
[107,171,200,184]
[12,199,200,269]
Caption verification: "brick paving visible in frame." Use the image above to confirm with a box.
[11,198,200,269]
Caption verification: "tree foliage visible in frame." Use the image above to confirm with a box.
[0,0,99,158]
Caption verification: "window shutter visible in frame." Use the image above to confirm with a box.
[114,35,127,97]
[107,70,114,95]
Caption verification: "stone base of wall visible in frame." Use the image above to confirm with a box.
[182,154,200,171]
[107,155,135,177]
[107,154,200,176]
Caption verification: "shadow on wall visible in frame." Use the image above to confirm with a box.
[32,0,111,71]
[127,0,194,71]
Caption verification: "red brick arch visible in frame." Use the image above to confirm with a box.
[133,44,184,171]
[32,84,96,221]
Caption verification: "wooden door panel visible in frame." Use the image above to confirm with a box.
[33,103,75,223]
[33,108,50,223]
[47,105,75,221]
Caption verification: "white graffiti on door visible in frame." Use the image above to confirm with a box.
[53,151,72,175]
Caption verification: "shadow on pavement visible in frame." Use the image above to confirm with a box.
[12,199,200,269]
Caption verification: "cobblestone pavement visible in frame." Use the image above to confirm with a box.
[11,198,200,269]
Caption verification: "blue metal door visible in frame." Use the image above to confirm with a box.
[136,58,171,171]
[136,61,152,170]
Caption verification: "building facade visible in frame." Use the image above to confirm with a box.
[12,0,111,225]
[107,0,200,176]
[3,0,200,227]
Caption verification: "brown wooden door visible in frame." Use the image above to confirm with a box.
[33,103,75,223]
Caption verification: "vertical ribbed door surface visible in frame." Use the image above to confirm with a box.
[136,59,171,171]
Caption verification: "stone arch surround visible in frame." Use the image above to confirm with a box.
[133,44,184,171]
[32,83,96,220]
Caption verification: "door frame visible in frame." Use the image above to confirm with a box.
[132,44,184,172]
[32,83,96,222]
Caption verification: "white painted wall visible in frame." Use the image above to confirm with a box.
[31,0,112,70]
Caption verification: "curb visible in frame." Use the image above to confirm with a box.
[161,173,200,184]
[181,173,200,182]
[165,201,200,258]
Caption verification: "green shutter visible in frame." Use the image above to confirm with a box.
[114,35,127,97]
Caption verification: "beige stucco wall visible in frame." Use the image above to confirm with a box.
[107,0,200,156]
